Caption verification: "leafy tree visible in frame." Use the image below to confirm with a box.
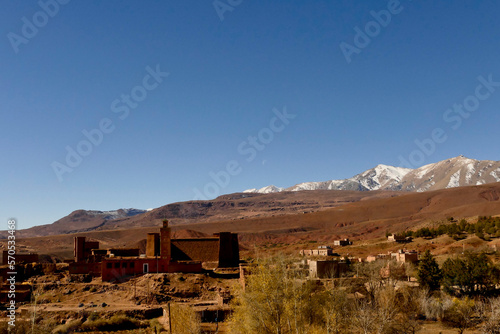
[321,288,352,334]
[442,252,497,297]
[169,303,201,334]
[408,215,500,240]
[229,256,322,334]
[459,219,467,230]
[388,287,422,334]
[230,257,289,334]
[442,297,477,334]
[417,250,442,292]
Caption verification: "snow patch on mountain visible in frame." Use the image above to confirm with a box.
[415,163,434,179]
[446,171,461,188]
[353,164,411,190]
[491,169,500,182]
[244,185,284,194]
[87,208,147,220]
[291,182,325,192]
[417,181,435,192]
[465,164,476,184]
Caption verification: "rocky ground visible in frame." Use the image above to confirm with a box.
[0,272,238,333]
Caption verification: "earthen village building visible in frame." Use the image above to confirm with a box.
[70,220,240,282]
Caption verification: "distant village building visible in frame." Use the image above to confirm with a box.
[2,251,38,265]
[334,238,353,246]
[300,246,339,257]
[380,262,407,279]
[366,254,389,262]
[308,260,348,279]
[390,249,419,264]
[387,234,412,243]
[366,249,419,264]
[70,220,240,282]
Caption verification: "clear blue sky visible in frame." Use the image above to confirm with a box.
[2,0,500,229]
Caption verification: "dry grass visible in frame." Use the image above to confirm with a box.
[420,321,481,333]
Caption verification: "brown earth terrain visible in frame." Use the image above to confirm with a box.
[5,189,404,239]
[0,271,236,333]
[2,182,500,261]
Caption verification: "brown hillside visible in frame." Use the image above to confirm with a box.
[8,190,402,238]
[196,183,500,241]
[4,183,500,260]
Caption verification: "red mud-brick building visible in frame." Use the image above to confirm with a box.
[2,251,39,265]
[71,220,240,282]
[74,237,99,263]
[69,237,103,276]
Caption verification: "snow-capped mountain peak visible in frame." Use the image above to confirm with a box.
[244,156,500,194]
[353,164,412,190]
[401,155,500,192]
[243,185,284,194]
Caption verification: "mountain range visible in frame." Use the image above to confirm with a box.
[11,181,500,260]
[244,156,500,193]
[9,208,148,238]
[3,156,500,240]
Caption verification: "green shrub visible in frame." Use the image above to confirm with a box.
[80,314,141,331]
[53,319,83,334]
